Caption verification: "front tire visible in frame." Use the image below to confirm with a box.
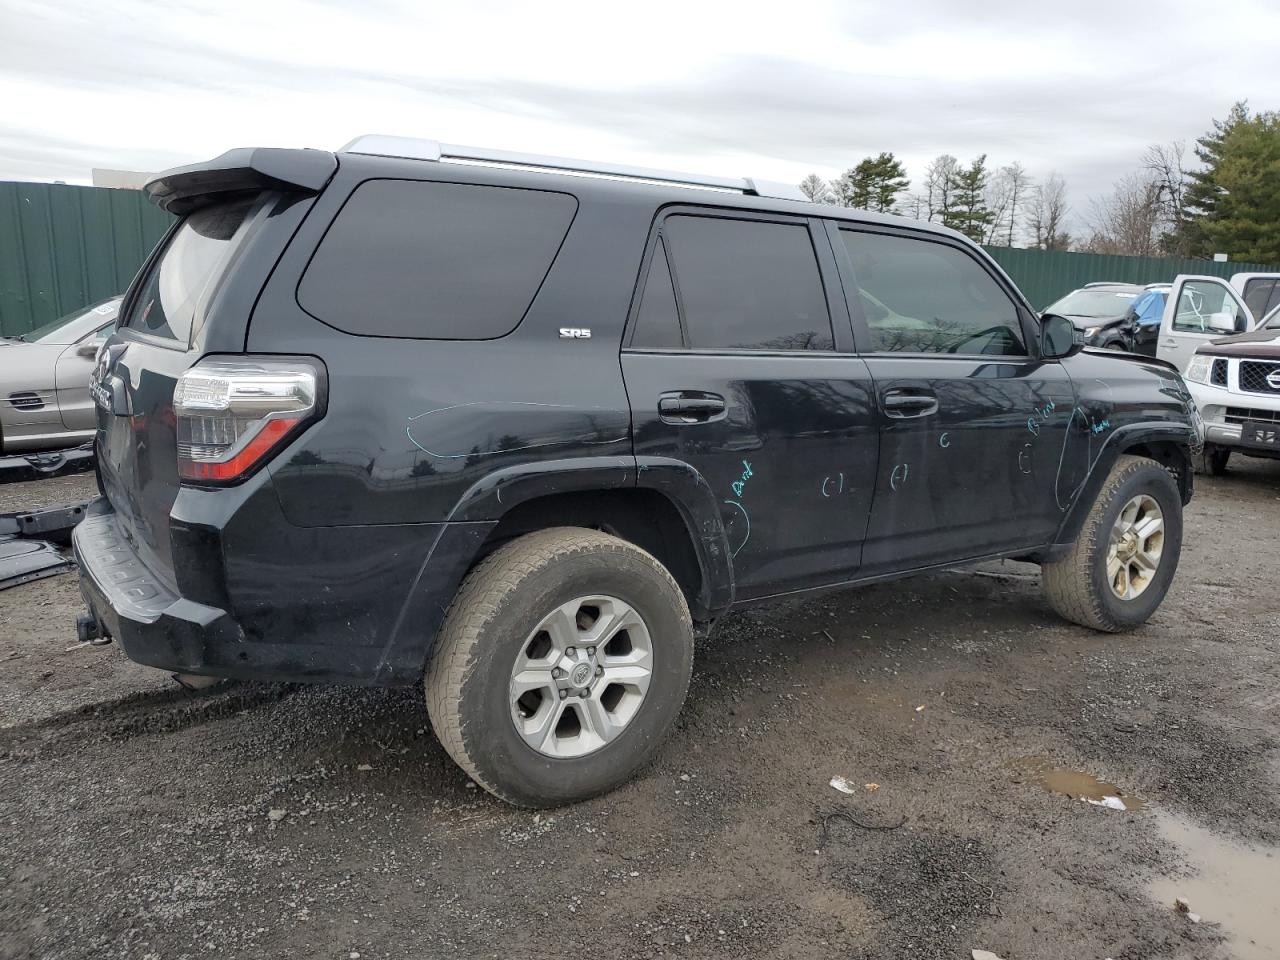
[1196,445,1230,476]
[1040,455,1182,632]
[425,527,693,807]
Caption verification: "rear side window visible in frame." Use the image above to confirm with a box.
[841,230,1025,356]
[123,196,257,343]
[298,180,577,339]
[663,215,833,351]
[631,238,683,349]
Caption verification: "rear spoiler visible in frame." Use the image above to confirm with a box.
[144,148,338,215]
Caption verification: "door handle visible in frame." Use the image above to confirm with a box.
[881,389,939,419]
[658,392,726,424]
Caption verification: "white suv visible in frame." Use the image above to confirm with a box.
[1182,302,1280,474]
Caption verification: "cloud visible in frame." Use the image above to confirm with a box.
[2,0,1278,237]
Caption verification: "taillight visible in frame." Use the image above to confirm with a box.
[173,357,324,484]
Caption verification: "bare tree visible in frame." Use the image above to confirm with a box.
[1027,173,1070,249]
[1143,141,1189,254]
[923,154,959,222]
[983,163,1032,246]
[799,173,833,203]
[1081,173,1163,256]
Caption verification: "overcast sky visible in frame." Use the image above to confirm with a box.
[3,0,1279,229]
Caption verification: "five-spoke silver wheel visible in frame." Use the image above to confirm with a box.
[509,595,653,758]
[1107,494,1164,600]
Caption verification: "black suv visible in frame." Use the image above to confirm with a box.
[76,138,1201,807]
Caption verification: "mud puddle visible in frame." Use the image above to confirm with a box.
[1012,757,1145,810]
[1149,812,1280,960]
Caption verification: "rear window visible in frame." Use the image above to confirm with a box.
[123,196,257,343]
[662,215,833,351]
[297,180,577,339]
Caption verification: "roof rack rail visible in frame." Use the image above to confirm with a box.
[339,134,806,202]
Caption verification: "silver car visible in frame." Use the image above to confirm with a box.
[1,297,120,453]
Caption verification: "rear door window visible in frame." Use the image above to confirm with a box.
[840,230,1026,356]
[662,215,833,351]
[298,180,577,339]
[122,195,258,344]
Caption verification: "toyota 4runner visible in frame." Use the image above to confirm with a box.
[76,137,1201,806]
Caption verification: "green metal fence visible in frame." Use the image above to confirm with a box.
[0,182,172,337]
[2,180,1279,336]
[981,245,1280,312]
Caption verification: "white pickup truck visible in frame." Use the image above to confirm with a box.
[1167,274,1280,473]
[1155,273,1280,370]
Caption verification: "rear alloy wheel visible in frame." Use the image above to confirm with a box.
[426,527,693,807]
[1041,455,1182,632]
[509,595,653,759]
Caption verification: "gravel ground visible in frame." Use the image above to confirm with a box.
[1,462,1278,960]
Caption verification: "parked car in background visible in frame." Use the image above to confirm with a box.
[1156,275,1258,371]
[1042,283,1143,349]
[1182,302,1280,474]
[0,297,120,453]
[1125,287,1168,357]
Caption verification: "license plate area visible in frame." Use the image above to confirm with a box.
[1242,421,1280,447]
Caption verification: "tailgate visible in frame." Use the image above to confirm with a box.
[94,195,264,584]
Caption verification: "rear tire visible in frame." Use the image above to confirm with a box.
[1196,445,1230,476]
[1040,455,1182,632]
[425,527,693,807]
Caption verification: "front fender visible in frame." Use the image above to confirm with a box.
[1051,421,1194,553]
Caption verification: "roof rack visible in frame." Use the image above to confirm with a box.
[339,134,806,202]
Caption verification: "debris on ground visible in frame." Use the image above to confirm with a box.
[1084,795,1129,811]
[267,809,287,822]
[829,775,856,794]
[972,950,1007,960]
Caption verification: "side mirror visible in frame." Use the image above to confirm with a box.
[1207,311,1237,334]
[1040,313,1083,359]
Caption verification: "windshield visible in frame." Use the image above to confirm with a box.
[17,298,119,344]
[1045,289,1138,318]
[1264,303,1280,329]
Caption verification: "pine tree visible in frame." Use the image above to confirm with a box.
[1182,102,1280,262]
[832,153,910,213]
[942,155,995,242]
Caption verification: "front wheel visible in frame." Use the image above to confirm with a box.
[425,527,694,807]
[1040,455,1183,632]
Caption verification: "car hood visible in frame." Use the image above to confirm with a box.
[1197,328,1280,359]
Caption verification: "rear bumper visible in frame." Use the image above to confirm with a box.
[74,496,495,684]
[74,498,244,676]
